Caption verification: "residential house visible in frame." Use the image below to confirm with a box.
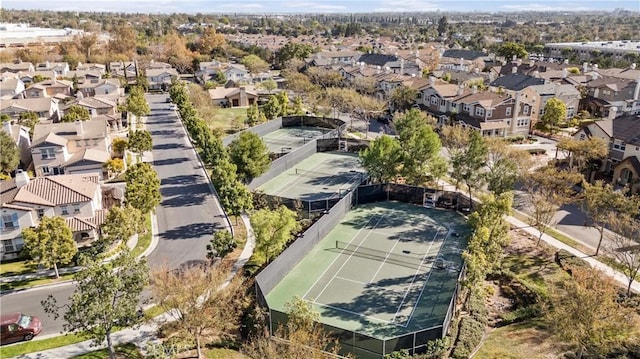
[208,86,258,107]
[572,115,640,193]
[15,70,57,86]
[358,53,421,76]
[489,74,546,95]
[308,50,362,67]
[0,97,59,119]
[222,64,250,83]
[146,61,173,70]
[30,119,111,179]
[76,78,122,98]
[108,61,137,83]
[77,97,118,117]
[146,68,179,91]
[0,62,34,73]
[439,49,490,73]
[580,76,640,118]
[0,77,25,98]
[75,63,106,74]
[35,61,69,76]
[1,121,32,169]
[0,171,107,260]
[522,83,582,125]
[22,79,73,99]
[65,70,103,83]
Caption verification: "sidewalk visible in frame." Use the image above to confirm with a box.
[15,213,257,359]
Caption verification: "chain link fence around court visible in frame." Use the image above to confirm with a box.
[354,183,476,212]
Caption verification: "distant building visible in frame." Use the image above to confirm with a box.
[544,40,640,62]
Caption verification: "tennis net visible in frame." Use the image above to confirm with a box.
[295,168,365,180]
[335,240,428,269]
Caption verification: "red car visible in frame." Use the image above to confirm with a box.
[0,313,43,344]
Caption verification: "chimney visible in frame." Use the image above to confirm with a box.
[2,121,12,136]
[533,70,540,78]
[385,66,390,74]
[489,72,495,83]
[429,76,435,86]
[416,50,420,57]
[634,76,640,100]
[15,170,29,188]
[360,62,365,69]
[472,85,478,94]
[400,58,404,74]
[75,120,84,136]
[512,55,517,61]
[608,107,618,120]
[517,59,522,66]
[512,66,518,74]
[563,59,569,64]
[593,64,599,70]
[631,63,636,70]
[562,68,568,78]
[513,92,521,122]
[456,84,464,96]
[376,65,381,74]
[583,62,588,73]
[474,68,479,74]
[539,55,544,62]
[459,57,464,68]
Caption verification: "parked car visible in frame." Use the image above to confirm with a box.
[168,104,177,111]
[165,97,172,103]
[0,313,43,344]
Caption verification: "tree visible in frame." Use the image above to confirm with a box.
[451,130,488,206]
[262,95,281,120]
[556,137,608,175]
[126,86,150,118]
[306,67,343,89]
[437,16,448,37]
[244,296,344,359]
[275,42,315,68]
[206,230,236,261]
[111,137,128,157]
[359,135,402,183]
[228,132,270,183]
[259,78,277,94]
[441,125,470,157]
[42,250,148,359]
[496,42,528,59]
[104,158,124,176]
[485,137,532,196]
[540,98,566,135]
[163,32,195,73]
[242,54,270,74]
[0,131,20,175]
[150,263,247,359]
[389,86,418,112]
[201,135,228,168]
[581,181,638,255]
[100,206,144,246]
[127,129,153,158]
[395,109,443,185]
[61,105,90,122]
[197,26,225,56]
[251,205,300,263]
[545,267,634,359]
[22,216,76,279]
[125,162,161,214]
[606,213,640,296]
[108,25,138,58]
[211,159,253,219]
[246,103,260,127]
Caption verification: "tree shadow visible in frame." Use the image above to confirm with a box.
[160,222,216,240]
[161,174,204,186]
[160,193,207,207]
[154,143,185,150]
[161,183,210,198]
[153,157,189,167]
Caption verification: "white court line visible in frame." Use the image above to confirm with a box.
[310,215,386,303]
[305,299,404,327]
[302,215,378,300]
[401,228,453,327]
[369,231,406,283]
[268,159,331,197]
[334,275,401,292]
[391,228,444,324]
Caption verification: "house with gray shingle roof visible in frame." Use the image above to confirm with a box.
[0,172,106,260]
[572,114,640,193]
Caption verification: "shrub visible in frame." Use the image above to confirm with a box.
[554,249,588,275]
[451,316,485,358]
[499,304,542,326]
[527,148,546,155]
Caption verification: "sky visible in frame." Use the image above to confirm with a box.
[2,0,638,14]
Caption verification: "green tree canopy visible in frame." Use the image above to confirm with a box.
[126,85,150,118]
[394,109,443,185]
[211,159,254,218]
[61,105,90,122]
[451,130,488,205]
[496,42,528,59]
[111,137,128,157]
[0,131,20,175]
[125,162,161,214]
[359,135,402,183]
[228,131,270,182]
[22,216,77,278]
[206,230,236,261]
[251,205,300,263]
[42,250,148,359]
[242,54,270,74]
[540,98,566,135]
[127,129,153,157]
[100,206,144,246]
[390,86,418,112]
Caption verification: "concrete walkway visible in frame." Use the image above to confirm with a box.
[15,213,257,359]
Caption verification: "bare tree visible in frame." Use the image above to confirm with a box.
[606,213,640,296]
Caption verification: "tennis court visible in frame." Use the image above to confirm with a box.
[256,151,365,201]
[265,201,469,355]
[261,126,331,154]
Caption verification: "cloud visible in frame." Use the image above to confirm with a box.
[373,0,440,12]
[499,3,593,11]
[283,2,347,11]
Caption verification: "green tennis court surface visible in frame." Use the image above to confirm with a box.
[261,126,331,154]
[265,201,469,339]
[256,151,365,201]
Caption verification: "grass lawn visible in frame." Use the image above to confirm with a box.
[203,347,249,358]
[0,260,36,276]
[0,273,75,291]
[70,343,143,359]
[475,320,568,359]
[130,214,153,258]
[0,333,87,358]
[205,107,248,134]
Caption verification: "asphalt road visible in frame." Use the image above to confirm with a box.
[0,94,229,338]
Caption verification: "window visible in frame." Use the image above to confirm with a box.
[42,166,50,174]
[73,204,81,214]
[1,213,19,231]
[523,105,530,115]
[40,148,56,159]
[440,99,446,106]
[463,104,471,113]
[430,96,438,105]
[486,110,492,118]
[61,206,69,215]
[613,141,626,151]
[506,107,512,116]
[580,134,586,140]
[475,107,485,117]
[36,209,45,219]
[517,119,529,127]
[567,107,575,118]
